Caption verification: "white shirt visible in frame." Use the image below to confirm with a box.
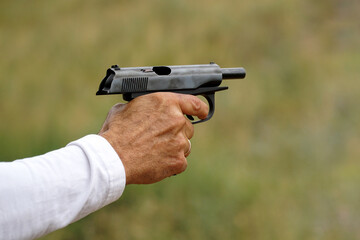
[0,135,126,240]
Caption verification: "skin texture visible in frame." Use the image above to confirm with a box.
[99,92,209,185]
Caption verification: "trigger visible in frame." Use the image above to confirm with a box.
[186,115,194,121]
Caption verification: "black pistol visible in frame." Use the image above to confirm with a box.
[96,62,246,124]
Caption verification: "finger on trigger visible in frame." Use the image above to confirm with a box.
[177,94,209,120]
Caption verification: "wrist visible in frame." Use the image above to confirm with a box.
[98,132,134,185]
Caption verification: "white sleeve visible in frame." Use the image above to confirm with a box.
[0,134,126,240]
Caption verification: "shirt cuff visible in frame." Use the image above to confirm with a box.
[67,134,126,206]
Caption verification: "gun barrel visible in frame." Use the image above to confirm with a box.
[221,67,246,79]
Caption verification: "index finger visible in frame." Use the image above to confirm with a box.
[177,94,209,120]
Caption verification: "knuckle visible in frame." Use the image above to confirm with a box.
[173,156,187,173]
[148,92,165,104]
[173,136,187,150]
[169,136,187,153]
[179,159,188,172]
[191,97,202,111]
[150,92,175,102]
[166,112,187,130]
[147,93,179,110]
[179,137,188,149]
[173,114,186,127]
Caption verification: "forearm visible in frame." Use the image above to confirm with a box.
[0,135,126,240]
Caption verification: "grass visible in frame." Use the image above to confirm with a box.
[1,0,360,239]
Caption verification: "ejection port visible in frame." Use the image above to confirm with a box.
[152,66,171,75]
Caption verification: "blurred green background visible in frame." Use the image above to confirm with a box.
[1,0,360,239]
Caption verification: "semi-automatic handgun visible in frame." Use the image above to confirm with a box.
[96,62,246,124]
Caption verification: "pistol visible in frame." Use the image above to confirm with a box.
[96,62,246,124]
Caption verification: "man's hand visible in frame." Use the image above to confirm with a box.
[99,92,209,184]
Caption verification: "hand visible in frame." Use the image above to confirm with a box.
[99,92,208,184]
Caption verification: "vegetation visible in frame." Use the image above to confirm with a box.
[1,0,359,239]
